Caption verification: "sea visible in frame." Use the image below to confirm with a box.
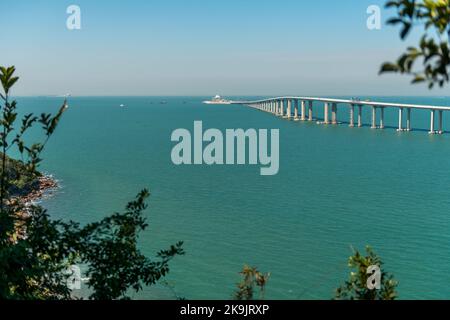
[13,95,450,299]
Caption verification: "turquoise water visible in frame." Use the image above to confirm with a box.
[14,96,450,299]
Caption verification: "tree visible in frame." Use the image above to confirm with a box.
[233,265,270,300]
[380,0,450,89]
[0,66,184,300]
[334,246,398,300]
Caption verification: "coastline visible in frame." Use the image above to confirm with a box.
[18,175,59,205]
[9,174,58,241]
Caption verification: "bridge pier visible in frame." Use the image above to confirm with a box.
[349,104,355,127]
[286,100,292,119]
[397,108,404,132]
[331,103,338,125]
[406,108,411,131]
[279,100,285,117]
[439,110,444,134]
[294,100,299,120]
[358,105,362,127]
[430,110,436,134]
[301,101,306,121]
[308,101,313,121]
[380,107,385,129]
[324,103,330,124]
[371,106,377,129]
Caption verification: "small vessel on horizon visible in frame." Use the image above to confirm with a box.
[203,95,232,105]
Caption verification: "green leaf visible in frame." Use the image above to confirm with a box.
[400,22,412,39]
[411,75,425,83]
[379,63,400,74]
[386,18,403,25]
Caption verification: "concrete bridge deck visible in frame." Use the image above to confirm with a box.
[231,96,450,134]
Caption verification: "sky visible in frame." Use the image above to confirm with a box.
[1,0,446,96]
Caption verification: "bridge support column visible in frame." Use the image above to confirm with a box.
[301,101,306,121]
[371,106,377,129]
[308,101,313,121]
[397,108,404,132]
[280,100,285,117]
[331,103,338,125]
[324,103,330,124]
[406,108,411,131]
[294,100,299,120]
[380,108,385,129]
[349,104,354,127]
[439,110,444,134]
[286,100,291,119]
[358,105,362,127]
[429,110,436,134]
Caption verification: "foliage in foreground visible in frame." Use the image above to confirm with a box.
[380,0,450,89]
[0,66,184,299]
[335,246,398,300]
[234,265,270,300]
[0,154,40,196]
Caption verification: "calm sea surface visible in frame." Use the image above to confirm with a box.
[14,96,450,299]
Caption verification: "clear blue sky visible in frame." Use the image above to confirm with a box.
[1,0,443,96]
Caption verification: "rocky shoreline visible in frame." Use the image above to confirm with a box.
[20,175,59,204]
[9,175,58,240]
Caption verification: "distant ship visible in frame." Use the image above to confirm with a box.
[203,95,232,105]
[120,104,126,107]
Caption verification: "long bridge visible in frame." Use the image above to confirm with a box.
[231,97,450,134]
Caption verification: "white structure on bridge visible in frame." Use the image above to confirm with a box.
[231,97,448,135]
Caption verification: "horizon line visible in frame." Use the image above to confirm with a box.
[11,94,450,98]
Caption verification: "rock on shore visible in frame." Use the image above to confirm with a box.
[21,175,58,204]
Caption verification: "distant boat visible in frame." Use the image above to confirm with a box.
[160,101,167,105]
[203,95,232,105]
[120,104,126,108]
